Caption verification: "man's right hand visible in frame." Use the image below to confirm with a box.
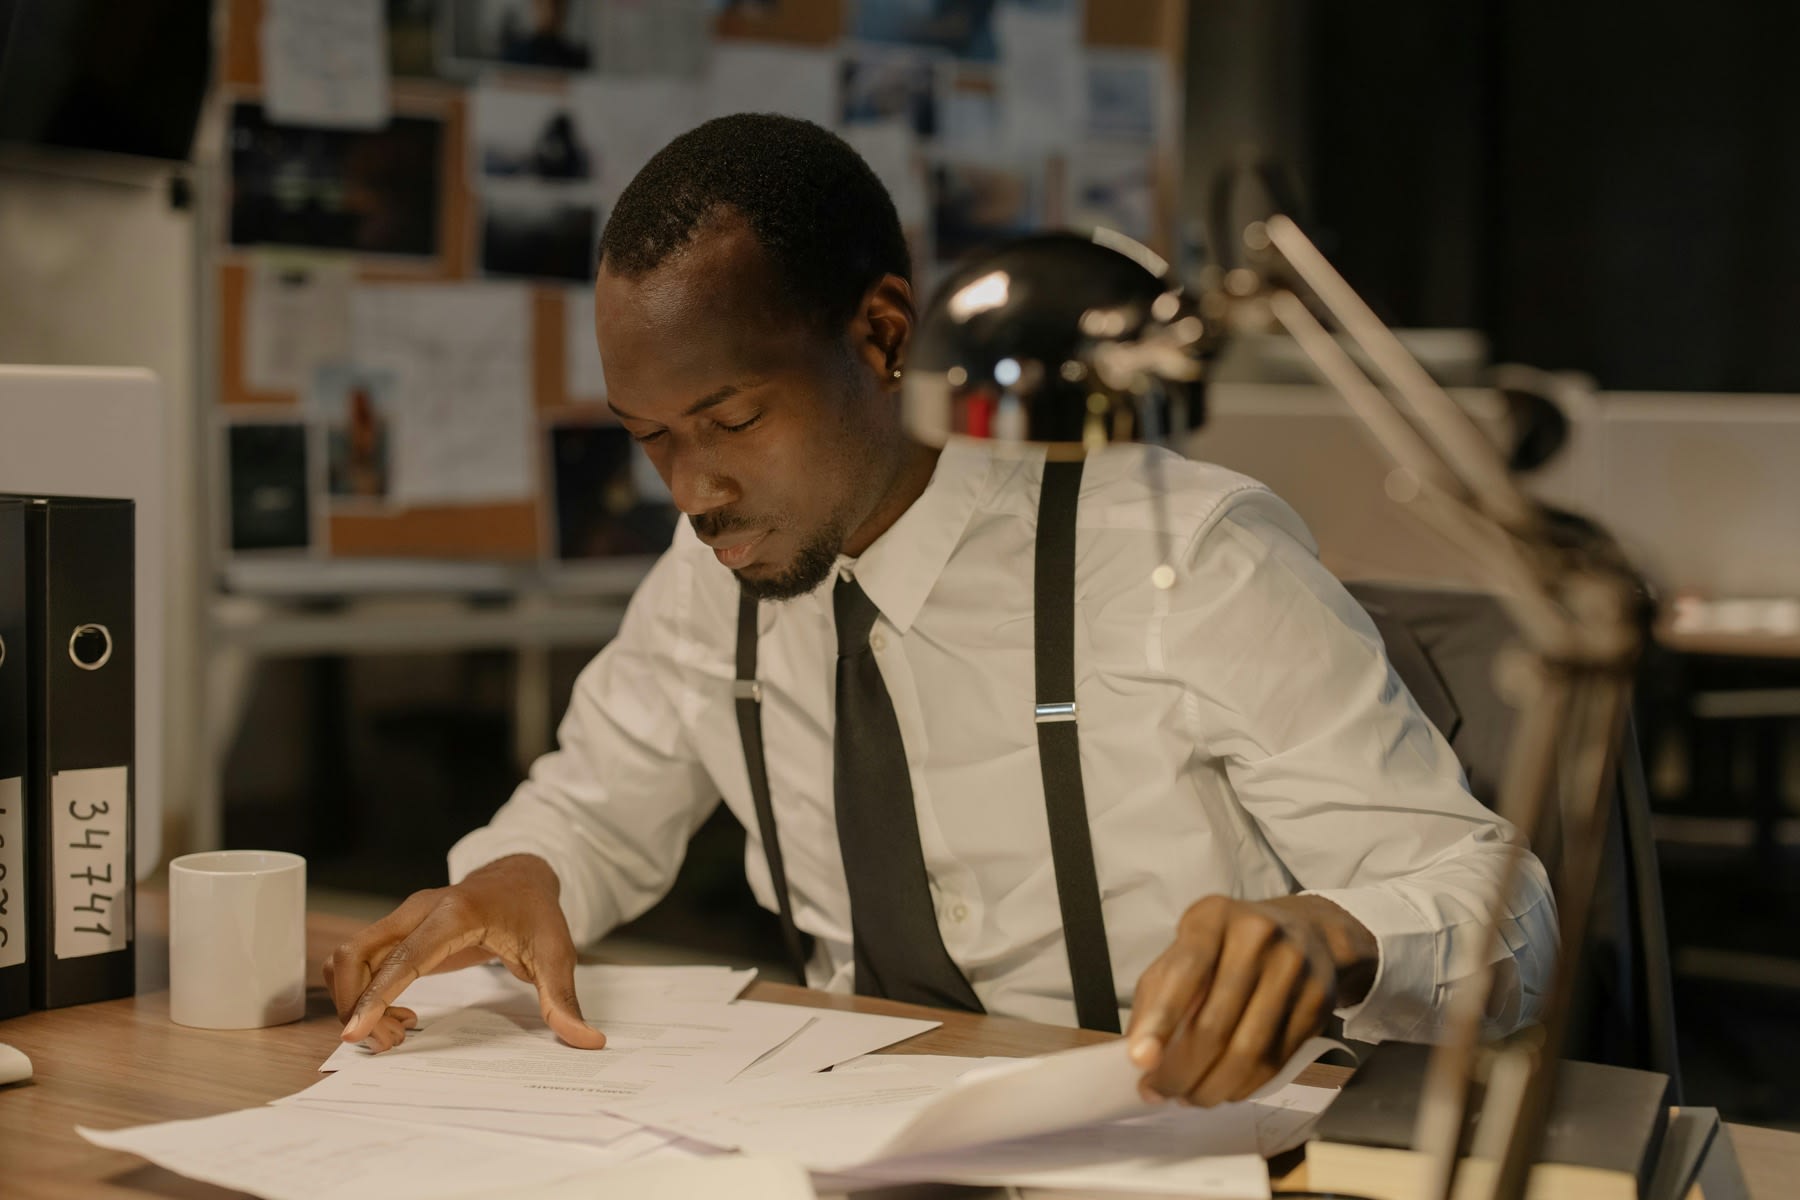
[323,854,607,1054]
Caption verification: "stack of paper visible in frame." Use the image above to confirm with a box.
[80,962,1341,1200]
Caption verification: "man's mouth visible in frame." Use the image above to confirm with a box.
[701,529,770,569]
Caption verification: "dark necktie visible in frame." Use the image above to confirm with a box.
[832,574,984,1011]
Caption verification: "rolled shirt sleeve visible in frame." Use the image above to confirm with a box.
[1164,489,1558,1043]
[448,548,720,947]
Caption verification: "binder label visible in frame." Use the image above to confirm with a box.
[0,777,22,970]
[52,766,131,960]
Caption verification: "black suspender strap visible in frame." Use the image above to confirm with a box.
[1034,458,1121,1034]
[731,456,1119,1031]
[734,591,812,984]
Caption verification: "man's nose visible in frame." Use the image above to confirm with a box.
[665,450,737,518]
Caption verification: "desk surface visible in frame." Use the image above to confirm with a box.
[1,901,1794,1199]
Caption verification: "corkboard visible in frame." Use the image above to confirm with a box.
[215,0,1188,566]
[328,503,542,560]
[1085,0,1187,53]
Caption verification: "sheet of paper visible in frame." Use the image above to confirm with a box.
[281,1097,642,1147]
[350,284,535,506]
[595,0,711,78]
[616,1036,1342,1172]
[841,120,928,231]
[704,44,839,127]
[1084,48,1174,146]
[478,1153,816,1200]
[733,1002,939,1080]
[564,289,607,399]
[245,259,352,395]
[260,0,389,129]
[995,3,1084,154]
[320,962,757,1072]
[78,1106,628,1200]
[576,77,705,203]
[302,1000,811,1115]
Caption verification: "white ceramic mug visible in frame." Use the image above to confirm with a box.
[169,850,306,1030]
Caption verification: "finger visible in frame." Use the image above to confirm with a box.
[1190,941,1306,1106]
[1128,898,1229,1069]
[344,905,483,1042]
[325,890,445,1022]
[390,1006,419,1030]
[529,939,606,1051]
[1279,974,1332,1062]
[365,1011,410,1054]
[1150,912,1275,1100]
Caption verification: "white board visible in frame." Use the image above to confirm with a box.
[0,365,165,877]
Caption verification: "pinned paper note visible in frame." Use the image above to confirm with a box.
[260,0,390,129]
[705,44,839,126]
[245,259,353,396]
[995,3,1084,154]
[350,284,536,506]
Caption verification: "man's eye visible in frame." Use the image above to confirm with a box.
[718,413,762,434]
[630,429,666,444]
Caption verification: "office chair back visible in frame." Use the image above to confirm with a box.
[1346,581,1681,1094]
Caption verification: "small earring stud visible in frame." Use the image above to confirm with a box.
[891,367,904,380]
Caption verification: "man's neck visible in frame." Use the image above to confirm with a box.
[841,440,941,558]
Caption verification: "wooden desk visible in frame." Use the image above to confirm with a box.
[1,901,1794,1199]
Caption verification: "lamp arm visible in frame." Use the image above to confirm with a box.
[1215,216,1651,1200]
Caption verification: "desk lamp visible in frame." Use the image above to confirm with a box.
[902,221,1652,1200]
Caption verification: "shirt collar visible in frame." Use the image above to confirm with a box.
[837,437,993,635]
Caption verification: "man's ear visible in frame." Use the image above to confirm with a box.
[850,273,915,383]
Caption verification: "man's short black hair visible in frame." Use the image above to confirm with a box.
[598,113,911,335]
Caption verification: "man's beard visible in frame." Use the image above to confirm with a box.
[735,519,847,602]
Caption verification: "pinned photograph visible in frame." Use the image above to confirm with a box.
[227,423,312,552]
[228,103,443,258]
[936,66,1000,153]
[930,159,1041,265]
[852,0,1070,61]
[472,85,595,181]
[446,0,594,72]
[549,422,678,560]
[841,53,938,139]
[1084,52,1164,143]
[480,181,599,283]
[311,363,397,502]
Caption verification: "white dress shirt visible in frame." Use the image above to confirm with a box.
[450,439,1556,1040]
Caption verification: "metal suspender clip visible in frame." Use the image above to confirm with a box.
[734,679,763,703]
[1034,701,1078,723]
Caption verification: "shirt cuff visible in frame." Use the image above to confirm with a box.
[1302,885,1438,1044]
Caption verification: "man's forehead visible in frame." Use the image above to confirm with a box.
[596,212,781,328]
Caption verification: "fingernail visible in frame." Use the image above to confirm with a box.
[1129,1036,1160,1067]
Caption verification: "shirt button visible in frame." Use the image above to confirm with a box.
[951,902,970,924]
[870,631,887,652]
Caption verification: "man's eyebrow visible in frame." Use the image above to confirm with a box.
[607,382,754,424]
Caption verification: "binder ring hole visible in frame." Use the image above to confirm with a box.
[70,624,113,671]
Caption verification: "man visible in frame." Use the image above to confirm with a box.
[327,114,1556,1107]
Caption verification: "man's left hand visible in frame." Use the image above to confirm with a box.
[1126,894,1377,1106]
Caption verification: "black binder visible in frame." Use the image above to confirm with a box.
[0,500,28,1018]
[22,497,135,1009]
